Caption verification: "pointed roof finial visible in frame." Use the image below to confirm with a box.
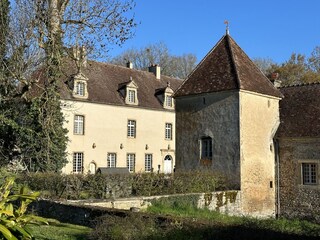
[224,20,230,35]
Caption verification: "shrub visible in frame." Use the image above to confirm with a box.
[0,177,49,240]
[89,213,159,240]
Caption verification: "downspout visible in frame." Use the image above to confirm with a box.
[274,139,280,218]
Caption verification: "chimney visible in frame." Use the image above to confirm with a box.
[148,64,161,79]
[270,72,281,88]
[126,61,133,69]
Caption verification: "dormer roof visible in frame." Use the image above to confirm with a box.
[174,34,282,98]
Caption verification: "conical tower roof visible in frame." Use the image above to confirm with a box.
[174,34,282,98]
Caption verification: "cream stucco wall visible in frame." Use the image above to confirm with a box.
[239,90,280,217]
[61,100,175,174]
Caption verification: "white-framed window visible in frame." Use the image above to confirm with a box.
[128,90,136,103]
[201,136,212,160]
[75,81,85,96]
[127,120,136,138]
[165,95,173,107]
[145,154,153,172]
[302,163,317,185]
[107,153,117,168]
[165,123,172,140]
[74,115,84,135]
[127,153,135,173]
[73,152,83,173]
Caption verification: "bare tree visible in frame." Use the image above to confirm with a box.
[110,42,197,79]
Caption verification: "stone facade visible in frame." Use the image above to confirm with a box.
[239,91,280,217]
[278,138,320,223]
[175,91,240,187]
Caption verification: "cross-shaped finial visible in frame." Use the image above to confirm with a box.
[224,20,230,35]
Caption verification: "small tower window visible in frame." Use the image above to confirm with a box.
[201,136,212,160]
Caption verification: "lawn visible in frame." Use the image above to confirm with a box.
[27,222,91,240]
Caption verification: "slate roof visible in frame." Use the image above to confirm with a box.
[31,60,182,110]
[277,83,320,138]
[174,34,282,98]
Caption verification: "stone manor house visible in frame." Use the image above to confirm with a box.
[38,32,319,221]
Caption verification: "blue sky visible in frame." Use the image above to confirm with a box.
[108,0,320,64]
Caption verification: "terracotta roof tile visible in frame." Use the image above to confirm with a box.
[31,61,182,110]
[174,34,282,98]
[277,83,320,138]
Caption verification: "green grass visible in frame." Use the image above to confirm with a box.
[146,200,320,239]
[27,221,92,240]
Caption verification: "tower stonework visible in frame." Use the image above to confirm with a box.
[174,34,282,217]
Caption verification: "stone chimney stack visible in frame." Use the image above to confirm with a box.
[148,64,161,79]
[126,61,133,69]
[270,72,281,88]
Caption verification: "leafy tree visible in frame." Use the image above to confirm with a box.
[308,46,320,73]
[110,42,197,79]
[266,53,320,86]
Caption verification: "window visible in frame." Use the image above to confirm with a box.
[128,90,136,103]
[201,137,212,160]
[165,123,172,140]
[145,154,153,172]
[165,95,173,107]
[107,153,117,168]
[127,154,135,173]
[75,82,85,96]
[127,120,136,138]
[73,152,83,173]
[74,115,84,135]
[302,163,317,185]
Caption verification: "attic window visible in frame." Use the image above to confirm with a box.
[122,78,139,106]
[165,95,172,107]
[75,82,85,96]
[72,72,89,99]
[128,90,136,103]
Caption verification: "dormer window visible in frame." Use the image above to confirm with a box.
[118,77,139,106]
[128,89,136,103]
[165,95,173,107]
[75,82,85,96]
[71,72,89,99]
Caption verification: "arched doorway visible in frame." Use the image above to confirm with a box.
[164,155,172,174]
[89,162,96,174]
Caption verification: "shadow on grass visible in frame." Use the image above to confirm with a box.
[90,213,319,240]
[145,224,320,240]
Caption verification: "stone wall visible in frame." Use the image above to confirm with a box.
[278,138,320,223]
[175,91,240,187]
[31,191,242,226]
[239,91,280,218]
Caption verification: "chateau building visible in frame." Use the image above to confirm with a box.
[59,61,181,174]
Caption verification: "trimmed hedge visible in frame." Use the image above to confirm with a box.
[9,169,229,200]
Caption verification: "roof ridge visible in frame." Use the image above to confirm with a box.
[280,81,320,88]
[226,35,241,89]
[88,60,180,81]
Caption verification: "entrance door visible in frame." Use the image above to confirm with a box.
[164,155,172,174]
[89,162,96,174]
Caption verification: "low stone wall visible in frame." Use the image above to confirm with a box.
[31,190,242,226]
